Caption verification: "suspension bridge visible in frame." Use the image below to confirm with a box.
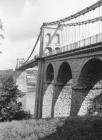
[15,1,102,119]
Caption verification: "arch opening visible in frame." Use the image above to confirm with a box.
[78,58,102,116]
[54,62,72,117]
[46,64,54,82]
[57,62,72,85]
[42,64,54,118]
[78,59,102,89]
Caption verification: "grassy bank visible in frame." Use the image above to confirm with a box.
[0,116,102,140]
[40,116,102,140]
[0,118,65,140]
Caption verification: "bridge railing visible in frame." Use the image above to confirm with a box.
[43,33,102,57]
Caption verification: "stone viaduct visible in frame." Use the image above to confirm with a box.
[15,1,102,119]
[35,41,102,118]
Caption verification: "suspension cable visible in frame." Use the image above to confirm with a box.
[61,16,102,27]
[99,2,101,34]
[24,31,41,64]
[44,0,102,26]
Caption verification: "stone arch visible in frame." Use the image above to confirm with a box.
[78,58,102,116]
[54,61,72,117]
[42,63,54,118]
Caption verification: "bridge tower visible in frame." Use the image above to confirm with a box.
[34,25,45,118]
[16,58,25,69]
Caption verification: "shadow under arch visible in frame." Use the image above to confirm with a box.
[77,58,102,116]
[46,64,54,82]
[54,62,72,117]
[42,63,54,118]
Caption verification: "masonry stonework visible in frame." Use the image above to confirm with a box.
[34,44,102,118]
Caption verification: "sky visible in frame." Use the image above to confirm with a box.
[0,0,98,70]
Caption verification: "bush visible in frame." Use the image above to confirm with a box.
[0,76,30,121]
[88,93,102,116]
[13,110,32,120]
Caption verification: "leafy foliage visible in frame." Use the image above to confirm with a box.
[0,76,24,121]
[88,93,102,116]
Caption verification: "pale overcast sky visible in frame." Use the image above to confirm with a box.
[0,0,98,70]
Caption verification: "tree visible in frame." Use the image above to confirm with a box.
[88,93,102,116]
[0,18,4,39]
[0,18,4,54]
[0,76,24,121]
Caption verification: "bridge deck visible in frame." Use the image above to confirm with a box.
[43,33,102,57]
[16,59,38,71]
[17,33,102,70]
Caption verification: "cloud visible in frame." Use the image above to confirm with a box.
[0,0,25,17]
[0,0,42,69]
[3,0,40,42]
[0,37,38,69]
[0,0,99,69]
[1,0,98,42]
